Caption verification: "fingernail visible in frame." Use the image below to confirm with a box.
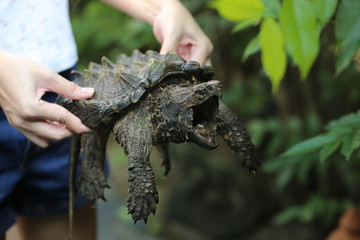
[81,87,95,96]
[82,125,92,132]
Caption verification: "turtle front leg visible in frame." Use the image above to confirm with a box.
[78,130,110,200]
[127,151,158,223]
[216,102,260,173]
[113,117,158,224]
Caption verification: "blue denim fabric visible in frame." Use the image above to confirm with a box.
[0,67,93,235]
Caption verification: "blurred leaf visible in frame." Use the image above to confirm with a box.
[310,0,338,27]
[305,112,322,136]
[242,34,260,61]
[327,127,353,137]
[326,111,360,130]
[232,18,261,33]
[340,133,354,160]
[336,44,360,75]
[262,0,281,19]
[247,118,267,145]
[297,158,314,184]
[210,0,265,21]
[260,17,286,93]
[273,195,350,225]
[279,0,320,79]
[273,205,302,225]
[282,111,360,162]
[283,135,336,156]
[335,0,360,75]
[275,167,295,190]
[350,129,360,151]
[319,138,341,162]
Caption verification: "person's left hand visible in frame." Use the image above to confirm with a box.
[152,0,213,66]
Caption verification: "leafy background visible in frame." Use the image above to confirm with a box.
[71,0,360,239]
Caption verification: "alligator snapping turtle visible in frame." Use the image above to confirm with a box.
[56,50,259,225]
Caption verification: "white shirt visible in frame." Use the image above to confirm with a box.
[0,0,78,72]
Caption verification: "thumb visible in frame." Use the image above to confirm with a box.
[45,72,95,100]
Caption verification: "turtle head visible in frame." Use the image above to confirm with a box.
[158,80,222,150]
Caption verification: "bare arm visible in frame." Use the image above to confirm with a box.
[102,0,213,65]
[101,0,163,24]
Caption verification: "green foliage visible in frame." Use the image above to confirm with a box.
[264,154,318,190]
[335,0,360,75]
[260,17,286,92]
[265,111,360,190]
[242,34,260,61]
[210,0,265,22]
[311,0,338,27]
[279,0,320,79]
[283,135,337,157]
[211,0,359,92]
[273,195,350,225]
[248,113,321,158]
[210,2,360,228]
[263,111,360,224]
[284,111,360,161]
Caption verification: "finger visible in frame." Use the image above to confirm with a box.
[22,129,51,148]
[160,34,180,55]
[36,101,91,134]
[204,58,212,67]
[29,120,74,141]
[188,45,211,66]
[21,124,70,148]
[42,71,95,100]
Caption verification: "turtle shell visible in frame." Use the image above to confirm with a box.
[57,50,214,129]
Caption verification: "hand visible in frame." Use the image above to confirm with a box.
[0,51,94,147]
[101,0,213,64]
[152,0,213,65]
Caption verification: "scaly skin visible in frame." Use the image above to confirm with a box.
[216,102,260,173]
[113,105,158,223]
[77,130,110,200]
[56,50,259,230]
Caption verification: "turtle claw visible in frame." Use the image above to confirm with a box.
[78,169,109,200]
[101,194,107,202]
[127,184,159,224]
[162,162,171,176]
[244,157,261,175]
[127,191,159,224]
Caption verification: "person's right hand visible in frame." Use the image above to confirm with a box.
[0,51,95,148]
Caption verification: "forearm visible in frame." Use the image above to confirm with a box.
[101,0,178,25]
